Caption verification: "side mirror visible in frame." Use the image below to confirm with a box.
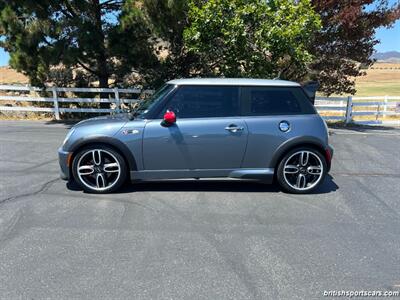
[161,110,176,127]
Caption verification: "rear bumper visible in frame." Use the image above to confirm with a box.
[58,147,71,180]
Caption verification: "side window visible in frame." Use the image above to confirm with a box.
[159,85,240,118]
[241,87,316,116]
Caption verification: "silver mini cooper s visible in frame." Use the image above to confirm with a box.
[59,78,333,194]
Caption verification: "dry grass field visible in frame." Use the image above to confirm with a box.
[354,62,400,96]
[0,66,28,84]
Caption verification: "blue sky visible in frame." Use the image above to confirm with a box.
[368,0,400,53]
[0,3,399,66]
[374,20,400,53]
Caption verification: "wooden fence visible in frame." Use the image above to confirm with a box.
[0,85,399,126]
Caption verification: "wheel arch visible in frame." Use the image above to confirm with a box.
[271,137,330,172]
[68,137,137,176]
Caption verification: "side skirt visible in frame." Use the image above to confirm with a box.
[130,168,275,183]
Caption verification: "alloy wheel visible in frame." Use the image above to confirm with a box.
[76,149,121,192]
[283,150,324,191]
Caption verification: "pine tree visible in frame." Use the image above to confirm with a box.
[0,0,156,87]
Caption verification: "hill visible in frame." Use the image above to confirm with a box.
[0,66,28,84]
[371,51,400,62]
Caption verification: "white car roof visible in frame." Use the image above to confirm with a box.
[167,78,300,87]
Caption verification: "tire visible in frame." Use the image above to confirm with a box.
[276,147,327,194]
[72,144,127,193]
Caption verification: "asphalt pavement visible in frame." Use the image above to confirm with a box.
[0,120,400,299]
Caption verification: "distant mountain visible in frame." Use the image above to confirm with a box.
[372,51,400,62]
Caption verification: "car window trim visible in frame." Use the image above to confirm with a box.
[239,85,317,116]
[153,84,242,119]
[145,84,316,120]
[143,84,179,119]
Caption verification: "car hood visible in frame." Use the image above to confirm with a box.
[62,114,135,151]
[74,113,130,128]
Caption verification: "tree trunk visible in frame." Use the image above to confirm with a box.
[98,72,110,109]
[93,0,110,108]
[98,74,109,88]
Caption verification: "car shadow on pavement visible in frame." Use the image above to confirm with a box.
[67,175,338,195]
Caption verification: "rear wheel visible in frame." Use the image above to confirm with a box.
[72,145,127,193]
[277,147,327,194]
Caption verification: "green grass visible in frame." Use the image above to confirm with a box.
[319,82,400,98]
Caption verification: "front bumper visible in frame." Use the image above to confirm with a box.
[58,147,71,180]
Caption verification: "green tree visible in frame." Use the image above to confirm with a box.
[0,0,156,87]
[123,0,200,85]
[183,0,321,80]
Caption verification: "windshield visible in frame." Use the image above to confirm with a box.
[132,84,174,118]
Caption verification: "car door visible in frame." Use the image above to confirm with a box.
[142,85,248,171]
[240,86,317,168]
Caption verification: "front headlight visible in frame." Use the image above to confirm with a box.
[63,127,75,146]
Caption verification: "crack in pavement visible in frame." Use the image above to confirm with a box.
[42,190,161,212]
[0,177,59,205]
[6,158,58,173]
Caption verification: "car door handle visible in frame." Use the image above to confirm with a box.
[225,125,244,132]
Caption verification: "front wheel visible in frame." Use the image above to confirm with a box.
[277,147,327,194]
[72,145,127,193]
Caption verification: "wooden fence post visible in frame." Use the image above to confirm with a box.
[383,95,388,112]
[345,95,353,124]
[114,87,120,113]
[52,86,60,120]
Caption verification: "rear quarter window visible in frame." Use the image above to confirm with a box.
[241,86,316,116]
